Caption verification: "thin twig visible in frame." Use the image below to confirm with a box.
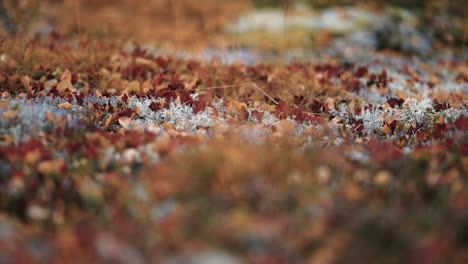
[251,82,279,105]
[171,82,279,105]
[194,83,250,91]
[169,82,249,93]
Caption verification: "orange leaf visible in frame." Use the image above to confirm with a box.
[104,115,114,127]
[58,102,72,110]
[20,75,31,92]
[38,160,64,174]
[0,99,10,109]
[2,110,18,118]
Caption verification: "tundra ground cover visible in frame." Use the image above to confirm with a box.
[0,1,467,263]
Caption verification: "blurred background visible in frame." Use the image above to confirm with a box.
[0,0,466,52]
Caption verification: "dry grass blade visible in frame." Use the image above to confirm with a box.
[172,81,279,105]
[251,82,279,105]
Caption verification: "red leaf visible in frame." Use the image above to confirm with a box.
[433,123,449,139]
[367,140,403,162]
[121,93,129,104]
[179,91,192,104]
[168,76,185,90]
[308,99,323,113]
[454,115,468,130]
[155,57,169,68]
[387,98,405,108]
[433,99,451,111]
[149,101,161,112]
[353,120,364,133]
[355,66,368,78]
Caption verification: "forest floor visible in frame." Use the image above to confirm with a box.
[0,1,467,263]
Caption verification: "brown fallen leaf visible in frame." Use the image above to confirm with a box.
[118,117,132,129]
[2,110,18,118]
[45,111,54,121]
[126,80,141,93]
[135,57,157,68]
[276,119,295,134]
[395,90,408,99]
[0,99,10,109]
[20,75,31,92]
[104,115,114,127]
[57,70,74,92]
[141,80,153,93]
[323,97,335,111]
[58,102,72,110]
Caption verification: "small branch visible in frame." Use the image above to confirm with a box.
[171,81,279,105]
[251,82,279,105]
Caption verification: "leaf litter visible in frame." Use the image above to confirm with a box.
[0,1,467,263]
